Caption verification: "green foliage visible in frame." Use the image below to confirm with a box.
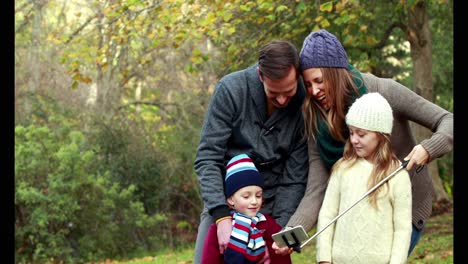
[429,1,453,197]
[77,86,206,250]
[430,1,453,113]
[15,125,78,262]
[438,151,453,197]
[15,124,168,263]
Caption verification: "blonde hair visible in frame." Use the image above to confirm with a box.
[332,133,400,209]
[302,68,361,142]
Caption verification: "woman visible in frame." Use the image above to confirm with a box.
[286,29,453,255]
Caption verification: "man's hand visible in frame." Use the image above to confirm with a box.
[404,144,430,170]
[216,218,232,254]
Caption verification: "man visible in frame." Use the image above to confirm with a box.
[193,40,309,263]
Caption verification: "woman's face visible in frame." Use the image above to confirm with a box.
[302,68,330,110]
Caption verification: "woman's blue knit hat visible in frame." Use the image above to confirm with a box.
[225,154,264,198]
[300,29,349,71]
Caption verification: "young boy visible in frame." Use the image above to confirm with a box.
[201,153,292,264]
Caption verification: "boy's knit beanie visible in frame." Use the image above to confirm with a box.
[300,29,349,71]
[225,154,264,198]
[346,92,393,134]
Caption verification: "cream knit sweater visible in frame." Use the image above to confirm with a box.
[316,159,412,264]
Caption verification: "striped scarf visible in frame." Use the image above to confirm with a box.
[224,211,266,263]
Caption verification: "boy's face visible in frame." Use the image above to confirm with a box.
[227,185,263,217]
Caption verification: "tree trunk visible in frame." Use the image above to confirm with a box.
[25,0,45,120]
[135,81,142,113]
[94,3,119,116]
[407,1,449,203]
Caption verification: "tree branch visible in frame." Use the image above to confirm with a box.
[64,16,97,44]
[355,21,407,52]
[117,101,178,111]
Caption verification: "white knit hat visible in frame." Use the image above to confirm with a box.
[346,92,393,134]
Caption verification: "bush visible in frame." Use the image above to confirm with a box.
[15,125,166,263]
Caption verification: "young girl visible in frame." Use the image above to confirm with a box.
[316,93,412,264]
[201,153,292,264]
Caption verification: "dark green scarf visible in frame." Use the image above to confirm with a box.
[317,64,368,170]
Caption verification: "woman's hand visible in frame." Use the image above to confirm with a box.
[404,144,430,170]
[271,241,294,256]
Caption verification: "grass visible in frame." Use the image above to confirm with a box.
[94,208,453,264]
[406,209,453,263]
[292,208,453,263]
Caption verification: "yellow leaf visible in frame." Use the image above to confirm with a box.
[276,5,288,12]
[223,12,233,22]
[320,1,333,12]
[320,19,330,27]
[366,36,377,45]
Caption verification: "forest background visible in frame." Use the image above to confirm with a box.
[14,0,454,263]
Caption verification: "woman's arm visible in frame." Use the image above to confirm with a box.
[286,138,330,232]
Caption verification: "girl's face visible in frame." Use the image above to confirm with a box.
[302,68,330,110]
[227,185,263,217]
[348,125,380,162]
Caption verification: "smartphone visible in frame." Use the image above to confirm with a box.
[272,225,309,248]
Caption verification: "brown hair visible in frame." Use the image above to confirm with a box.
[302,67,361,142]
[258,40,299,80]
[333,133,400,209]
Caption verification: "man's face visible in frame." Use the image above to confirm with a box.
[260,66,298,109]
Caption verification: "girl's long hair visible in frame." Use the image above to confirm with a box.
[302,68,361,142]
[333,132,400,209]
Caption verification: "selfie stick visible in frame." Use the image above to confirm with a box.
[281,232,302,253]
[299,160,409,250]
